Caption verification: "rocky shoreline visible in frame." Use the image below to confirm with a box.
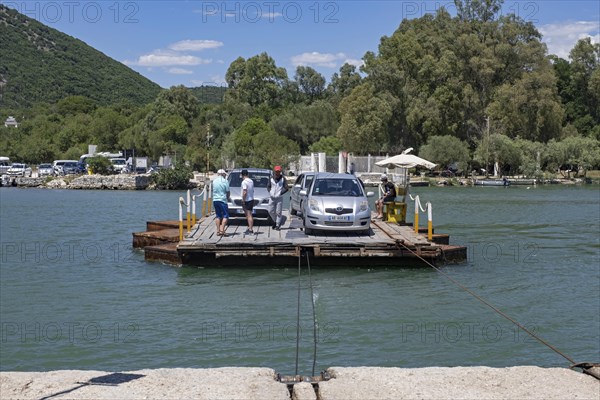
[1,174,153,190]
[1,366,598,399]
[1,173,596,190]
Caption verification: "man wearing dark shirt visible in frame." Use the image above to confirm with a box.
[375,174,396,219]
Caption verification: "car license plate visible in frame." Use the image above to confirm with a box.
[328,215,350,221]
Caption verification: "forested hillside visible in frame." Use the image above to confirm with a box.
[0,4,161,108]
[0,0,598,177]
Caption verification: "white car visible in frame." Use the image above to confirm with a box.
[226,168,273,221]
[7,163,32,177]
[38,163,54,177]
[301,172,373,235]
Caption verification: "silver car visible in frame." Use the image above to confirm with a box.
[38,163,54,177]
[290,172,315,216]
[226,168,273,221]
[301,173,373,235]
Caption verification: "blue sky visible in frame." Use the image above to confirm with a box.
[3,1,599,88]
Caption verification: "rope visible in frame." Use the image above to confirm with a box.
[409,194,427,213]
[306,251,318,377]
[397,241,577,366]
[294,252,302,376]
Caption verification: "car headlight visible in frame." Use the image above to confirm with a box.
[308,199,320,212]
[359,201,369,212]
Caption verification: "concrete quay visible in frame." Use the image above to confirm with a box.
[1,366,598,400]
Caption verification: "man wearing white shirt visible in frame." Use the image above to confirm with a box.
[241,169,255,234]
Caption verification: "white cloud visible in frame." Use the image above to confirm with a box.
[291,52,348,68]
[125,51,212,67]
[168,68,194,75]
[168,40,224,52]
[344,58,364,68]
[539,21,599,59]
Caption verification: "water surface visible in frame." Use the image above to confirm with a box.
[0,185,598,374]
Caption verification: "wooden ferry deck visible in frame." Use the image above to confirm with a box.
[133,213,467,268]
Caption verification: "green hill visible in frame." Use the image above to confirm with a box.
[0,4,161,108]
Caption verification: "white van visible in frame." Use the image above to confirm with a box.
[0,156,11,175]
[110,158,127,173]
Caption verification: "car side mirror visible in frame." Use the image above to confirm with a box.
[366,192,375,197]
[299,190,307,196]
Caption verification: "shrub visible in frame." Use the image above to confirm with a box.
[87,156,113,175]
[152,163,194,190]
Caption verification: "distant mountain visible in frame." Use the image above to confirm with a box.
[0,4,161,108]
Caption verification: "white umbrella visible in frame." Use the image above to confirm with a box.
[375,148,437,170]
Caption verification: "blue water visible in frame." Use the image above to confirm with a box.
[0,185,598,373]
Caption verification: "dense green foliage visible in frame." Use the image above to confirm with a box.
[151,163,194,190]
[0,5,161,108]
[86,156,113,175]
[1,0,599,177]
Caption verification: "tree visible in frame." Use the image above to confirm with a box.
[294,66,326,103]
[455,0,503,22]
[361,3,560,148]
[270,100,339,153]
[328,63,362,102]
[419,135,471,172]
[309,136,343,155]
[566,38,600,136]
[222,118,299,168]
[337,83,395,154]
[545,136,600,177]
[223,53,288,110]
[473,133,521,174]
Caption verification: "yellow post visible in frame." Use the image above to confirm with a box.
[178,197,184,241]
[201,184,207,217]
[206,182,213,217]
[186,189,191,232]
[427,202,433,241]
[414,196,419,233]
[192,195,197,226]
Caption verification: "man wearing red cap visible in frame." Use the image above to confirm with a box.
[267,165,288,230]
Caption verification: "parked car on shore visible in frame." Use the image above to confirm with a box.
[62,161,80,175]
[53,160,78,175]
[301,172,374,235]
[110,158,128,173]
[7,163,32,177]
[38,163,54,177]
[227,168,273,221]
[290,172,315,216]
[0,157,11,175]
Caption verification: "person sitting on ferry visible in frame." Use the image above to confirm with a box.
[375,174,396,219]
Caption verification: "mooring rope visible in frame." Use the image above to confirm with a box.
[294,252,302,376]
[397,241,577,366]
[306,251,318,377]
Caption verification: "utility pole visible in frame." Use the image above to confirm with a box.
[485,116,490,177]
[206,124,213,178]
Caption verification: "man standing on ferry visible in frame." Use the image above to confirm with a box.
[267,165,288,230]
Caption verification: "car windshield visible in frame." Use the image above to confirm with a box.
[11,164,24,168]
[64,162,78,167]
[228,171,271,188]
[311,178,364,197]
[39,164,51,168]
